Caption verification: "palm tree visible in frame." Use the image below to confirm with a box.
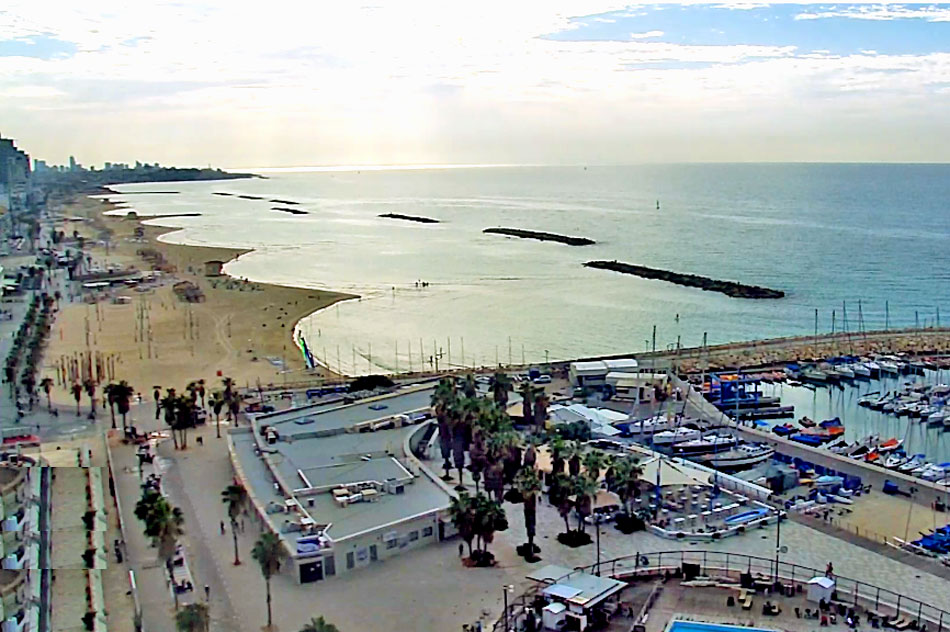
[39,377,53,411]
[136,490,185,608]
[550,473,574,535]
[160,389,180,450]
[471,493,506,564]
[222,377,236,419]
[582,449,607,482]
[103,382,118,428]
[83,378,97,416]
[299,616,339,632]
[572,474,600,534]
[533,390,550,430]
[176,603,210,632]
[221,484,247,565]
[431,378,456,478]
[489,372,511,408]
[174,394,194,449]
[114,380,135,433]
[549,436,567,476]
[566,441,582,477]
[197,378,206,408]
[461,373,477,398]
[608,457,643,517]
[448,491,476,557]
[209,391,225,438]
[71,382,82,416]
[518,381,534,426]
[514,467,542,560]
[251,532,284,631]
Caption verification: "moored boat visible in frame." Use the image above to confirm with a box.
[672,434,738,455]
[700,444,775,470]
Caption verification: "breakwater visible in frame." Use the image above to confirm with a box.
[483,227,594,246]
[584,260,784,299]
[379,213,440,224]
[272,206,308,215]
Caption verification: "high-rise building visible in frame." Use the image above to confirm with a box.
[69,155,76,171]
[0,133,31,212]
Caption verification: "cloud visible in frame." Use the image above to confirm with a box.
[795,6,950,22]
[630,30,665,39]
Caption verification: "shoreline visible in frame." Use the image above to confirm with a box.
[43,193,355,402]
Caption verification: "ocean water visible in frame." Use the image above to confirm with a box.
[107,164,950,376]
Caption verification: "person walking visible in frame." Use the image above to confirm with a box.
[458,543,464,557]
[220,520,225,535]
[204,584,210,601]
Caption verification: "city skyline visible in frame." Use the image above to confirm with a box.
[2,2,949,167]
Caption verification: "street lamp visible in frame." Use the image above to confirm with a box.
[593,514,604,576]
[503,584,515,632]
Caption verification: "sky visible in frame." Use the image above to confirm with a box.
[1,2,949,167]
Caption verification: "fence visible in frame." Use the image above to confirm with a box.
[493,550,950,632]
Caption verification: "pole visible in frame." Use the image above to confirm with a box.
[503,587,508,632]
[774,510,782,582]
[885,301,889,330]
[508,336,512,367]
[595,517,602,576]
[652,325,657,353]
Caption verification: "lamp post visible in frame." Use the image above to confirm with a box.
[774,509,785,583]
[503,584,515,632]
[594,514,603,576]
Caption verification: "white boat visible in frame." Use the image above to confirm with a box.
[883,453,908,469]
[672,434,738,455]
[879,361,900,376]
[863,361,881,377]
[700,444,774,470]
[898,454,927,472]
[801,368,833,383]
[651,427,701,446]
[851,363,872,379]
[833,366,855,380]
[927,410,948,427]
[918,463,950,481]
[627,415,672,435]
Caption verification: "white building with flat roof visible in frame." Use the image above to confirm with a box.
[569,358,639,389]
[229,387,455,584]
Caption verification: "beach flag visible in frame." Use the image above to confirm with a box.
[297,334,316,370]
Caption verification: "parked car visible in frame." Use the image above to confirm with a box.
[584,504,622,524]
[533,374,552,384]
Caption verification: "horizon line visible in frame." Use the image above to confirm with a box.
[227,160,950,173]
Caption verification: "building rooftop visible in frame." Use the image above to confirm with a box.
[233,391,451,550]
[529,565,627,609]
[258,387,434,437]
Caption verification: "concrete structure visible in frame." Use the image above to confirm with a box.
[547,404,627,437]
[230,387,454,584]
[203,260,225,277]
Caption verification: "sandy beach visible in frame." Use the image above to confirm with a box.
[42,192,353,407]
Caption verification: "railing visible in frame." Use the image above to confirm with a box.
[493,550,950,632]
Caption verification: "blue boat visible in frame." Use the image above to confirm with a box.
[791,433,825,447]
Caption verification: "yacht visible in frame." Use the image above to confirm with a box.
[851,363,872,379]
[700,444,775,470]
[651,427,701,446]
[863,361,881,378]
[878,360,900,376]
[832,365,855,380]
[672,434,738,455]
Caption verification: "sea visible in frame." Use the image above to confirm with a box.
[106,163,950,380]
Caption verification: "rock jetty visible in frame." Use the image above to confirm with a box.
[584,260,784,299]
[270,199,300,205]
[379,213,440,224]
[484,227,595,246]
[272,207,308,215]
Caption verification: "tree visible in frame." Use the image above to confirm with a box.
[533,390,550,429]
[572,474,600,534]
[114,380,135,433]
[299,617,339,632]
[550,473,574,535]
[71,382,82,416]
[136,490,185,609]
[83,378,97,417]
[103,382,118,428]
[461,373,477,398]
[519,381,534,426]
[471,493,507,566]
[549,436,567,476]
[197,378,206,408]
[222,377,236,419]
[221,484,247,565]
[160,389,180,450]
[251,532,284,631]
[209,391,225,438]
[582,449,607,483]
[39,377,53,411]
[607,457,645,533]
[431,378,456,479]
[448,491,476,558]
[489,372,511,409]
[514,467,542,561]
[176,603,210,632]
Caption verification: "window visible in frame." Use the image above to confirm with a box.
[346,552,354,569]
[386,539,398,550]
[408,530,419,542]
[422,526,433,537]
